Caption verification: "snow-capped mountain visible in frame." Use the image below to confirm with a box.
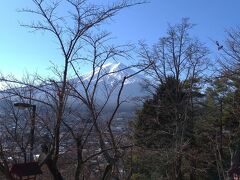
[73,62,149,106]
[0,62,149,112]
[82,62,144,85]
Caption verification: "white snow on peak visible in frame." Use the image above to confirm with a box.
[100,62,128,74]
[75,62,148,102]
[108,62,126,72]
[77,62,145,88]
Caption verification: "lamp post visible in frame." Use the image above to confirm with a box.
[14,102,36,162]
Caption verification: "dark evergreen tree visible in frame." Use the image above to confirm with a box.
[132,76,200,179]
[134,76,189,148]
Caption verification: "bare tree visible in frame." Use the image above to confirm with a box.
[136,19,209,179]
[20,0,144,179]
[66,32,150,179]
[0,0,145,179]
[216,27,240,77]
[215,27,240,179]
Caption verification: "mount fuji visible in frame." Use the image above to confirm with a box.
[71,62,149,111]
[0,63,150,113]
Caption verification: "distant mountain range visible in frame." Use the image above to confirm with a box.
[81,63,147,95]
[70,62,150,111]
[0,63,150,113]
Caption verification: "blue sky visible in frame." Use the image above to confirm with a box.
[0,0,239,78]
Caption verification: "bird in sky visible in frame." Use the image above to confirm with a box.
[216,41,223,50]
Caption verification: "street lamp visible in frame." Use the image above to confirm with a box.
[14,102,36,162]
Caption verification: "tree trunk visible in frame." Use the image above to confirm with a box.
[175,155,182,180]
[75,162,83,180]
[102,164,112,180]
[190,159,196,180]
[46,158,64,180]
[75,141,83,180]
